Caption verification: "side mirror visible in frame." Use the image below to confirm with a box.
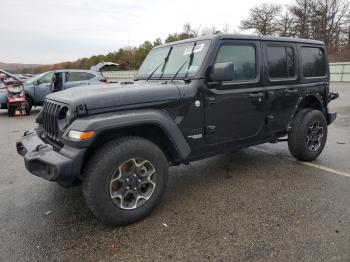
[34,80,40,85]
[211,62,234,82]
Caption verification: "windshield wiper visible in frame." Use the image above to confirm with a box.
[146,62,163,81]
[183,42,197,79]
[146,47,172,81]
[170,60,188,83]
[170,42,197,83]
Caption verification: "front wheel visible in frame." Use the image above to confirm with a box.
[7,105,15,117]
[82,137,169,226]
[288,109,328,161]
[25,98,32,115]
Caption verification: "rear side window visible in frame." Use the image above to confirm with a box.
[301,47,326,77]
[215,45,256,81]
[67,72,95,82]
[267,46,295,79]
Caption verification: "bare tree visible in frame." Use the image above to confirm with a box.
[278,12,295,37]
[200,26,222,36]
[314,0,349,51]
[288,0,313,38]
[240,3,282,35]
[222,22,231,34]
[183,23,199,37]
[345,14,350,47]
[288,0,349,52]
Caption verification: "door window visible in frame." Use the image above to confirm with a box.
[67,72,95,82]
[39,72,54,84]
[267,46,295,79]
[215,45,256,81]
[301,47,326,77]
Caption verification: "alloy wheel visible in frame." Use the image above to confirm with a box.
[109,158,157,210]
[306,120,324,152]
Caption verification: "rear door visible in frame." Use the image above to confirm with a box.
[262,42,301,133]
[205,39,267,144]
[64,72,95,89]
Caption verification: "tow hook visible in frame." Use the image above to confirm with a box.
[35,144,48,152]
[328,92,339,102]
[23,131,34,137]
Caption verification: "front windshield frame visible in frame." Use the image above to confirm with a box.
[136,39,212,80]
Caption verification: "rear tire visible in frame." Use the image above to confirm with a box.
[288,109,327,161]
[82,137,169,226]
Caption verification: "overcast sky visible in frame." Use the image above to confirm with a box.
[0,0,292,64]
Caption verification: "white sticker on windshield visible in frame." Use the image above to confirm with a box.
[183,43,205,56]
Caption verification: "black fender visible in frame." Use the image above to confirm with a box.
[288,94,326,129]
[296,93,325,113]
[62,109,191,160]
[300,93,325,109]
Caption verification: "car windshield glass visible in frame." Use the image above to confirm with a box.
[26,72,45,83]
[136,40,211,79]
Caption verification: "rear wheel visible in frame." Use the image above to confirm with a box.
[82,137,169,226]
[288,109,327,161]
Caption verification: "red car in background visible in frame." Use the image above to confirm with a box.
[0,69,28,116]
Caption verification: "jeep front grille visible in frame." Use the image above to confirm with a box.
[42,100,62,142]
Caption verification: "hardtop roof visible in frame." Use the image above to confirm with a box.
[153,34,324,49]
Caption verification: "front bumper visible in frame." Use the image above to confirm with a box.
[327,112,337,125]
[16,131,86,182]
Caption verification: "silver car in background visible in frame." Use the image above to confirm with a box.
[24,69,108,113]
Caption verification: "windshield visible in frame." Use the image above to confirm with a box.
[26,72,45,83]
[136,40,211,79]
[26,72,54,84]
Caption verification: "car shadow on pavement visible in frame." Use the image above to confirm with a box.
[0,108,41,118]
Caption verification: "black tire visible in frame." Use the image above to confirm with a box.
[7,106,15,117]
[288,109,328,161]
[25,97,33,115]
[82,136,169,226]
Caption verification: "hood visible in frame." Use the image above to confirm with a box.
[46,81,181,113]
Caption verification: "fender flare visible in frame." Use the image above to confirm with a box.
[288,94,325,129]
[63,109,191,160]
[295,94,325,115]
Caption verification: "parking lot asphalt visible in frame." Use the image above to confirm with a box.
[0,83,350,262]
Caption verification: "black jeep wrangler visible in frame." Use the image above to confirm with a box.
[17,35,338,226]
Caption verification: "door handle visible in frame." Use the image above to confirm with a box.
[285,89,299,95]
[248,92,264,98]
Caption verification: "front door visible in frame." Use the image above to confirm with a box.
[205,40,266,144]
[36,71,54,103]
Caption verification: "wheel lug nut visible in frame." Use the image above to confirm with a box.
[133,174,137,177]
[134,187,137,190]
[126,178,129,182]
[126,186,130,190]
[138,179,141,183]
